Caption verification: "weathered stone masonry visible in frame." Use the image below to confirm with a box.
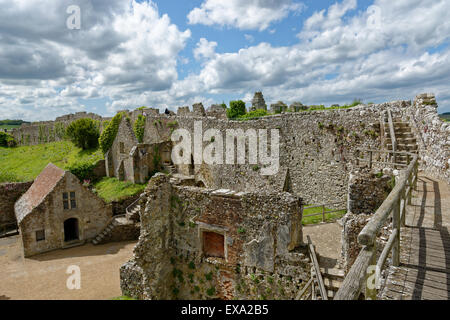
[0,182,33,225]
[120,174,311,300]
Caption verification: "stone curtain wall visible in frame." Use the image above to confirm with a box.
[405,94,450,184]
[120,174,311,300]
[11,112,110,146]
[0,182,33,225]
[142,104,389,205]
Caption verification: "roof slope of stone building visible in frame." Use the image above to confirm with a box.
[14,163,65,224]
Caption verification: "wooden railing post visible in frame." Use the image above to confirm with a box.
[401,184,407,227]
[407,172,413,206]
[392,199,401,266]
[322,205,325,223]
[365,244,377,300]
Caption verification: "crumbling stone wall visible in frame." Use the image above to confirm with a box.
[340,213,373,273]
[11,112,109,146]
[347,169,394,215]
[120,174,311,300]
[0,182,33,225]
[405,94,450,184]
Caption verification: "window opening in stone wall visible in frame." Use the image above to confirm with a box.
[120,142,125,154]
[63,192,77,209]
[202,231,225,259]
[36,229,45,242]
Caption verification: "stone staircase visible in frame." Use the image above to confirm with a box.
[384,121,418,165]
[92,215,124,245]
[163,162,177,174]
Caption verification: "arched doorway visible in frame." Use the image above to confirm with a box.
[64,218,79,242]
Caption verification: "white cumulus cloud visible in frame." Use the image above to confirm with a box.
[187,0,305,31]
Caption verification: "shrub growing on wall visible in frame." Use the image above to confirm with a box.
[133,115,146,143]
[227,100,247,119]
[0,132,17,147]
[99,112,124,154]
[67,160,98,182]
[66,118,100,150]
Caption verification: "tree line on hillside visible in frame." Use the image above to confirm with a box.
[0,119,30,126]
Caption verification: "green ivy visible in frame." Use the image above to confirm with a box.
[133,114,146,143]
[99,112,124,154]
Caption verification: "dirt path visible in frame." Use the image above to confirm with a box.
[303,222,342,268]
[0,236,137,300]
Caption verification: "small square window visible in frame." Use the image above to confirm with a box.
[63,192,68,200]
[70,199,77,209]
[202,231,225,259]
[36,230,45,242]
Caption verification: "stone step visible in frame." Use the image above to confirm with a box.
[320,267,345,279]
[386,143,417,150]
[386,137,417,144]
[383,122,410,127]
[323,277,342,291]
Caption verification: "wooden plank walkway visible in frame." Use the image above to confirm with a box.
[381,176,450,300]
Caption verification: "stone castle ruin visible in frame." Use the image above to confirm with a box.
[5,92,449,299]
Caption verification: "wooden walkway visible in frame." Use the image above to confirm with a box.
[381,176,450,300]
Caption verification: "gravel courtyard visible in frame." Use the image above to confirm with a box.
[0,235,136,300]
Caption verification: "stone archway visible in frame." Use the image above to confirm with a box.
[64,218,79,242]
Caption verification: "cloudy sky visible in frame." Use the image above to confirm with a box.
[0,0,449,121]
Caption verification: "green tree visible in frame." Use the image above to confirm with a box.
[0,132,17,147]
[66,118,100,150]
[227,100,247,119]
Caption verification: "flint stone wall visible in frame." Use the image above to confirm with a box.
[120,174,311,300]
[0,182,33,225]
[347,170,393,215]
[405,94,450,184]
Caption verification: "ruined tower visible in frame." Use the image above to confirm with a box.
[251,92,267,111]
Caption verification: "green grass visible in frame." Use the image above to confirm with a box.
[302,205,347,225]
[111,296,136,300]
[0,141,103,183]
[93,177,146,203]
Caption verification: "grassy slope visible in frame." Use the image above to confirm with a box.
[93,177,146,203]
[0,141,103,182]
[0,140,146,203]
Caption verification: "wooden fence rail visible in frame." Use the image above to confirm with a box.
[334,151,418,300]
[303,201,346,223]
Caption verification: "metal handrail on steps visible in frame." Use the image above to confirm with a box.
[126,193,145,216]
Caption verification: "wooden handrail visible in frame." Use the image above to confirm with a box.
[334,154,419,300]
[387,109,397,165]
[358,156,418,246]
[307,235,328,300]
